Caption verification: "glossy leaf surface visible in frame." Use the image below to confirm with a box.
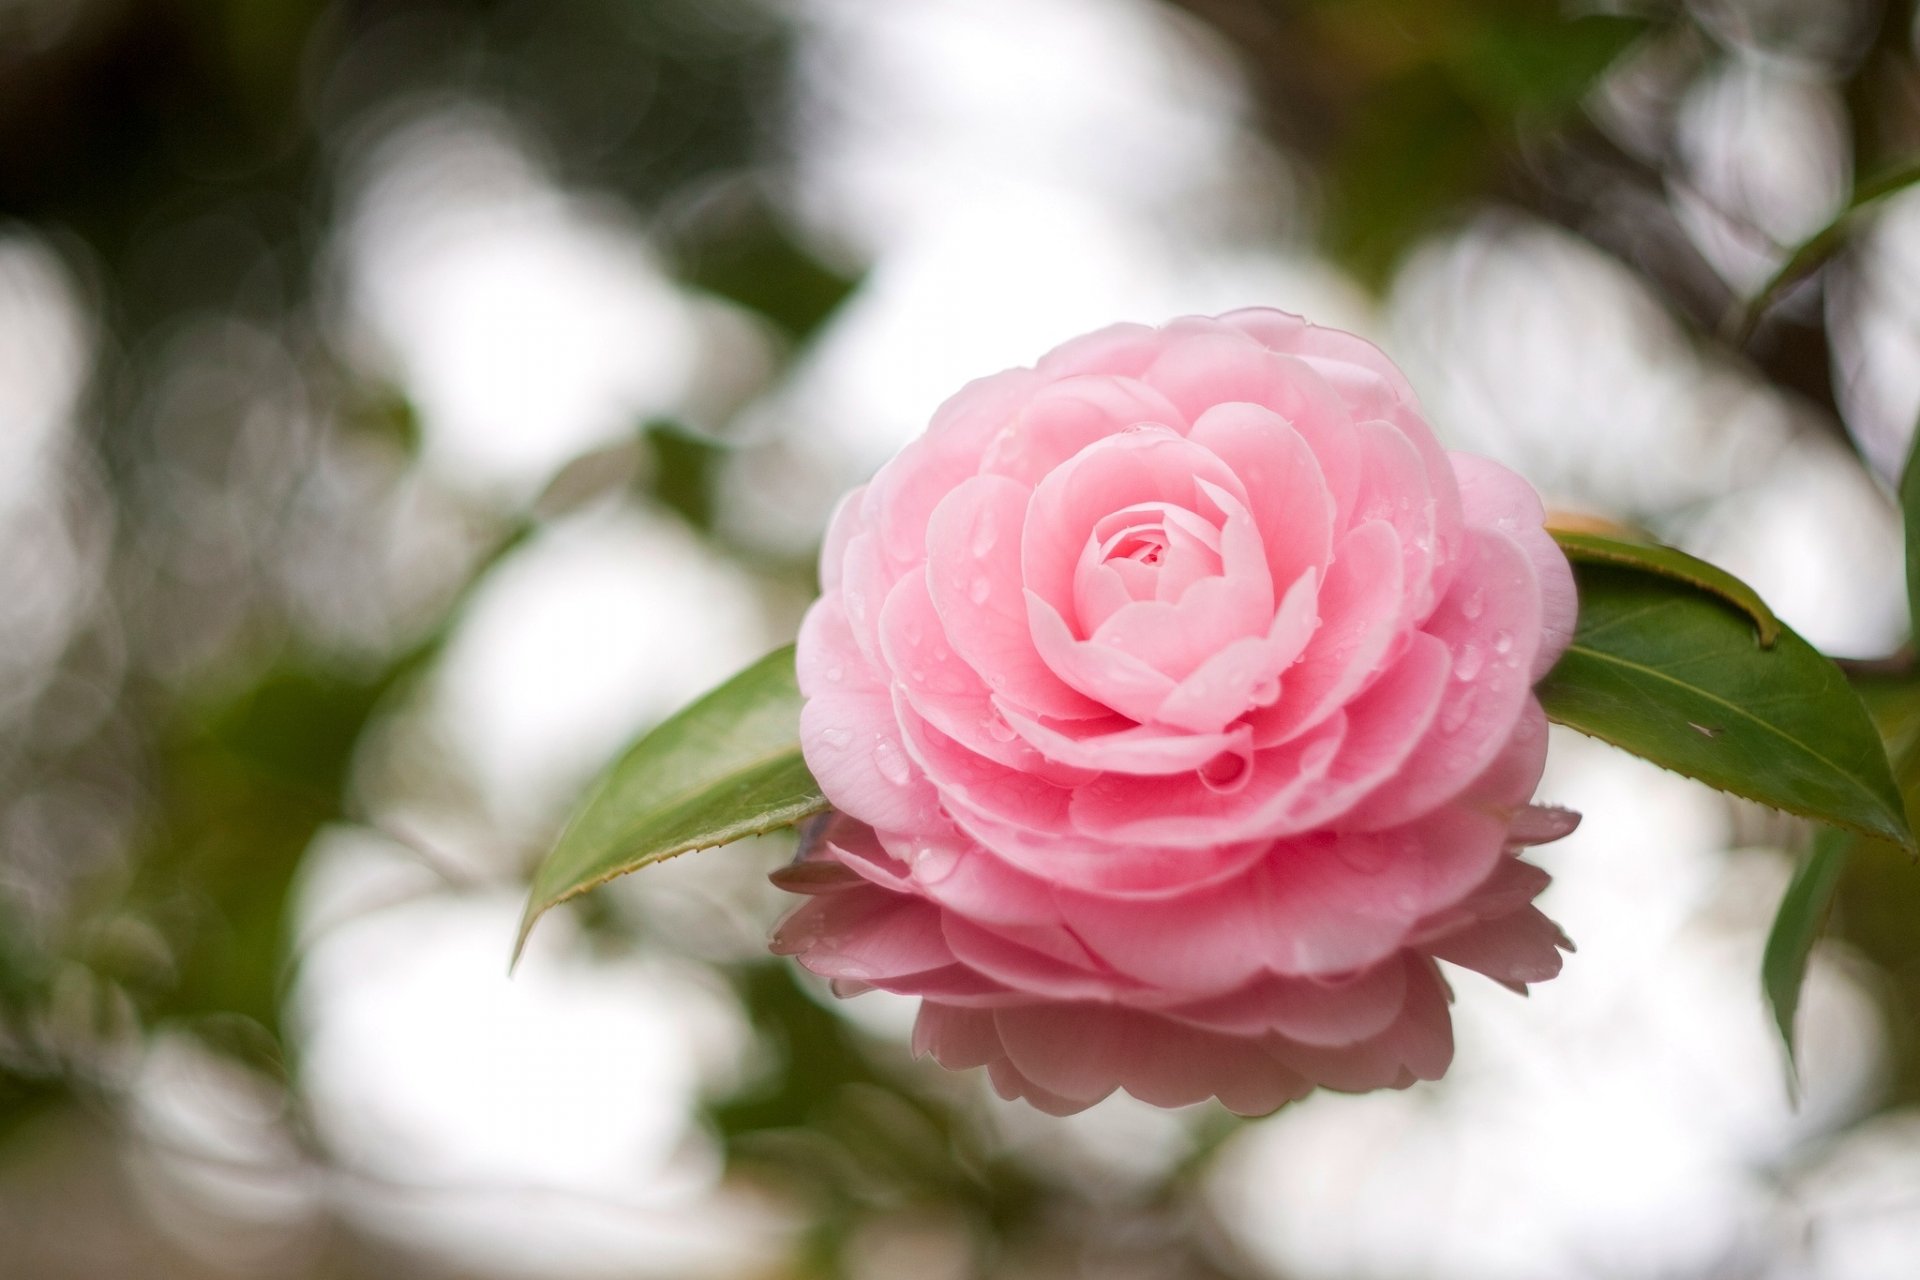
[1539,565,1913,851]
[517,645,827,959]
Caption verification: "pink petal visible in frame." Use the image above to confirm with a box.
[1021,426,1247,622]
[1026,590,1177,723]
[1221,307,1419,415]
[817,484,868,595]
[991,1002,1310,1115]
[1350,418,1445,626]
[997,702,1251,775]
[1167,960,1411,1046]
[1033,323,1167,379]
[925,474,1106,720]
[1066,713,1348,849]
[1249,520,1407,746]
[1140,333,1361,522]
[1063,800,1511,985]
[1276,631,1452,831]
[1187,402,1336,604]
[1450,451,1576,678]
[771,888,955,982]
[1274,955,1454,1090]
[912,1002,1005,1070]
[980,374,1187,487]
[1428,907,1569,986]
[1158,567,1319,734]
[941,916,1136,1002]
[1343,528,1545,830]
[880,569,1092,784]
[797,598,949,836]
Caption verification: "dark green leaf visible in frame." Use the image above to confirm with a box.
[1539,564,1914,850]
[1552,530,1781,647]
[1762,826,1853,1089]
[516,645,828,960]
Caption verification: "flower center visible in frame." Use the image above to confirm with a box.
[1073,501,1226,633]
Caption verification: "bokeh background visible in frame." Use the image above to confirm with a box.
[3,0,1920,1276]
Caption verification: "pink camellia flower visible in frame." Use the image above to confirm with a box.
[773,309,1579,1115]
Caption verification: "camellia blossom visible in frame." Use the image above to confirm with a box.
[773,310,1579,1115]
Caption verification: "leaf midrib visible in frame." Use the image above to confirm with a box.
[1559,639,1878,804]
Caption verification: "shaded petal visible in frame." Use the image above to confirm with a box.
[991,1002,1311,1115]
[1274,955,1454,1090]
[1166,960,1411,1046]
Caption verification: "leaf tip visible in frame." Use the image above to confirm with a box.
[509,899,548,974]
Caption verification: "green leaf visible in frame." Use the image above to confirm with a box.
[1902,427,1920,644]
[1539,564,1914,850]
[1552,530,1781,647]
[1762,826,1853,1090]
[516,645,828,961]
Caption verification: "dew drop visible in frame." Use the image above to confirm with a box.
[1453,644,1483,681]
[824,664,846,684]
[872,738,913,786]
[969,576,992,605]
[1460,591,1485,620]
[1440,700,1471,734]
[912,844,960,884]
[970,514,999,557]
[1492,630,1513,656]
[819,728,853,751]
[984,715,1017,742]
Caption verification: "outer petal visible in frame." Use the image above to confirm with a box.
[1140,333,1361,523]
[980,374,1187,487]
[990,1002,1312,1115]
[797,599,948,836]
[1342,527,1544,830]
[1450,451,1577,678]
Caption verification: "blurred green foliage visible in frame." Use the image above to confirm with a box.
[3,1,1920,1277]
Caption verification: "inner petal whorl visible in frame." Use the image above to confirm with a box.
[1074,502,1224,634]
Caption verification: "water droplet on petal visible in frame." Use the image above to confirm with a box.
[1453,644,1483,681]
[911,844,959,884]
[1461,591,1485,620]
[819,728,853,750]
[1440,699,1472,734]
[824,664,846,684]
[1492,630,1513,656]
[872,739,912,786]
[970,514,999,557]
[969,576,992,605]
[984,715,1017,742]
